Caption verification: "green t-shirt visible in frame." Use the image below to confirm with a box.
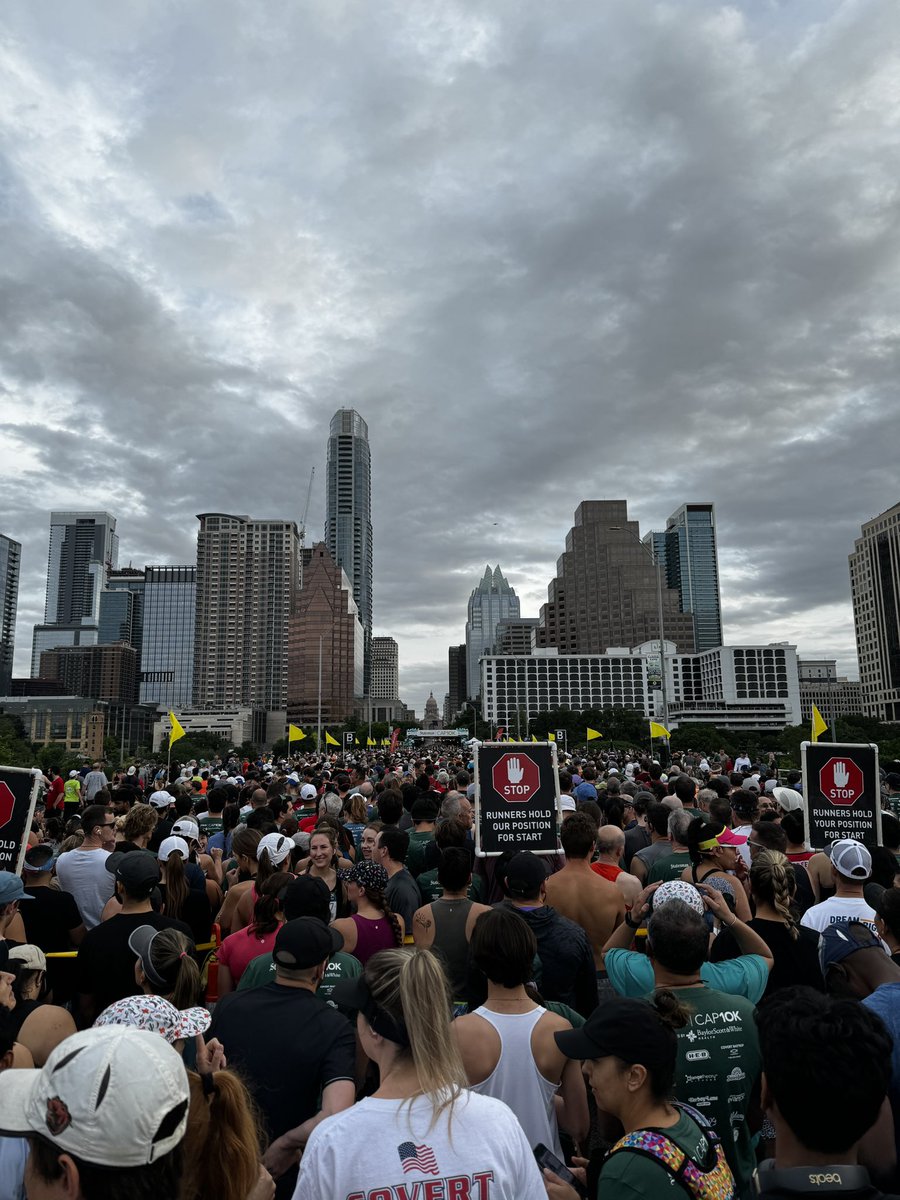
[417,870,485,906]
[667,986,761,1192]
[197,814,224,836]
[405,830,435,878]
[236,950,361,1005]
[63,779,81,804]
[647,851,693,884]
[598,1109,715,1199]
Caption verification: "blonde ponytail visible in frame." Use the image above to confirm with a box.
[366,948,467,1128]
[751,850,798,940]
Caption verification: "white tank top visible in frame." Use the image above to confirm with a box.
[469,1005,563,1158]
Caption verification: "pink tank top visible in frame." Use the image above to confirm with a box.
[351,913,396,965]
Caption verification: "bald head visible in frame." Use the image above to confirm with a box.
[596,824,626,859]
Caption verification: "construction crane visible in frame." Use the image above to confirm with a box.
[299,465,315,590]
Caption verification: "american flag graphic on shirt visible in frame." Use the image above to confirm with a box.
[397,1142,439,1175]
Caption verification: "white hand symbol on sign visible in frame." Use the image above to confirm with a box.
[833,761,850,789]
[507,757,524,785]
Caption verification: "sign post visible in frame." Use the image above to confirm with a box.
[801,741,881,850]
[342,732,354,751]
[474,742,561,857]
[554,730,567,752]
[0,766,43,874]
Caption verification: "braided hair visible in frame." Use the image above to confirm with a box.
[363,886,404,946]
[750,849,798,939]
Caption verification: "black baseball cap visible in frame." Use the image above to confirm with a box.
[272,917,342,972]
[105,850,160,896]
[411,798,439,822]
[503,851,549,899]
[555,995,677,1069]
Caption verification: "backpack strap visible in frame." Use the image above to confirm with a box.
[607,1120,735,1200]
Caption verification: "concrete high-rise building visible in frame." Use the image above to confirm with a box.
[447,645,467,721]
[539,501,695,656]
[645,503,722,652]
[494,617,540,656]
[850,502,900,721]
[798,658,864,727]
[39,643,138,706]
[32,512,118,676]
[286,543,364,728]
[466,567,520,699]
[326,409,373,693]
[371,636,399,700]
[140,567,196,709]
[0,535,21,695]
[193,514,299,710]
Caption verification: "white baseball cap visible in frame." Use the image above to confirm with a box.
[0,1025,189,1166]
[148,790,173,809]
[171,818,200,842]
[300,783,317,801]
[258,832,293,867]
[772,786,804,814]
[829,839,872,880]
[560,796,577,813]
[158,836,190,863]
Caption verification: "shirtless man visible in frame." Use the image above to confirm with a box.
[544,813,624,969]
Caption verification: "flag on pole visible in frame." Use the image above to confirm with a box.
[587,728,603,741]
[288,724,306,743]
[531,734,539,743]
[548,732,555,742]
[811,704,831,743]
[649,721,670,740]
[168,713,186,745]
[367,736,375,747]
[325,731,339,747]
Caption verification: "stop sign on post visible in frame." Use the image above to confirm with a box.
[491,753,541,804]
[819,757,865,807]
[0,766,42,873]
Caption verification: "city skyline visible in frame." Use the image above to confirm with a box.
[3,2,897,715]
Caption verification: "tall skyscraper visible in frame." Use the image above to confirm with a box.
[32,512,118,676]
[44,512,118,626]
[140,567,196,709]
[539,501,695,655]
[287,543,364,727]
[193,514,299,710]
[466,567,520,699]
[850,502,900,721]
[0,535,21,695]
[447,645,467,720]
[326,409,373,694]
[645,503,722,652]
[371,636,399,700]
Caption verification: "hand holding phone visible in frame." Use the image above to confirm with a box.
[533,1144,587,1199]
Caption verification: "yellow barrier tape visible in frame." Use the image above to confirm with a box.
[45,939,217,959]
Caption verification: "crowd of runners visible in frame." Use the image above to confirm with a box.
[2,744,900,1198]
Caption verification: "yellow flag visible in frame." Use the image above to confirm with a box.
[649,721,670,740]
[811,704,829,743]
[288,724,306,742]
[325,731,339,747]
[587,727,603,741]
[168,712,186,745]
[531,734,539,743]
[548,732,555,742]
[367,736,375,747]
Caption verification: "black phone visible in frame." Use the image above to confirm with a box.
[533,1144,587,1198]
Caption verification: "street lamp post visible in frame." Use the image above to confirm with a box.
[608,526,669,731]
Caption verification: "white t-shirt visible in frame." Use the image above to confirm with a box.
[55,848,114,930]
[292,1090,546,1200]
[800,895,880,936]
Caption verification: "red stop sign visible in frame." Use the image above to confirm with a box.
[492,753,541,804]
[0,783,14,830]
[819,757,865,807]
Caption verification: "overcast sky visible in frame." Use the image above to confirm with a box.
[3,0,899,717]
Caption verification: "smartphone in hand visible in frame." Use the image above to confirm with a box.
[533,1144,587,1199]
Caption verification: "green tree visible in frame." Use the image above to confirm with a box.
[0,714,33,768]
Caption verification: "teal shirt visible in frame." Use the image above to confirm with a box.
[605,949,768,1005]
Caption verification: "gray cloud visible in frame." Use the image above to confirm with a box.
[2,0,898,715]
